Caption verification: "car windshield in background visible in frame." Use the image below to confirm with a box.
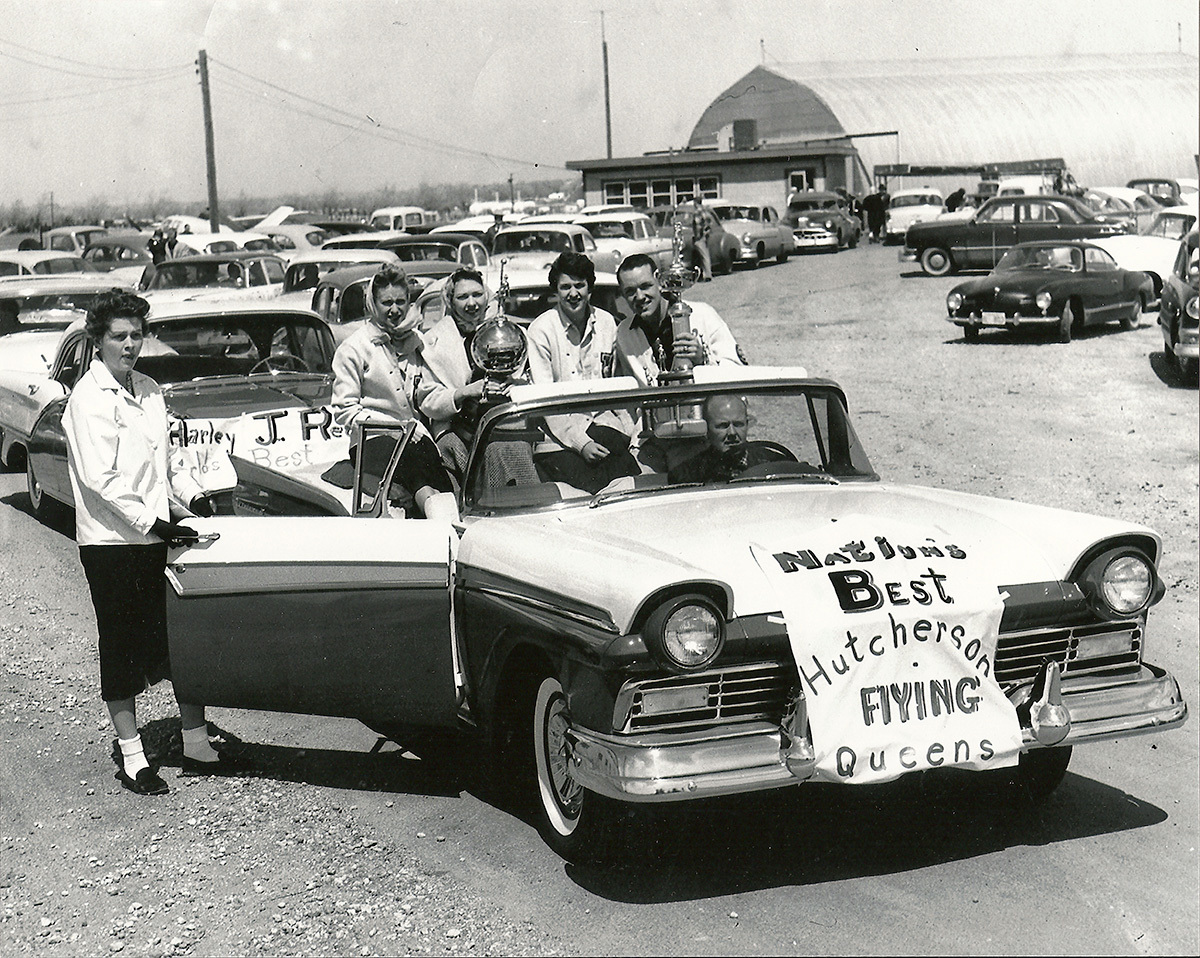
[587,222,634,239]
[997,245,1084,271]
[135,314,333,384]
[465,383,876,513]
[34,257,95,275]
[492,231,574,255]
[1143,213,1196,240]
[150,261,260,289]
[892,195,941,208]
[712,206,761,221]
[283,261,360,292]
[0,291,111,333]
[788,200,835,213]
[391,244,458,263]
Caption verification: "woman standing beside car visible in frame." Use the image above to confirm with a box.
[63,289,227,796]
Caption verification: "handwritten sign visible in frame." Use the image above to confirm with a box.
[750,528,1022,784]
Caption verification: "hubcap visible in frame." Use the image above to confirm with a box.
[544,697,582,817]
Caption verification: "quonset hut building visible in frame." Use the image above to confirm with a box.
[568,55,1198,208]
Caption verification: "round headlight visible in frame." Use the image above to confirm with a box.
[742,232,752,245]
[1100,555,1153,614]
[644,597,725,671]
[947,291,963,311]
[1186,295,1198,321]
[1036,291,1053,311]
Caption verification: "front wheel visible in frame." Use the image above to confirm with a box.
[1120,298,1142,331]
[920,246,953,276]
[26,456,57,522]
[1011,746,1072,804]
[533,676,624,863]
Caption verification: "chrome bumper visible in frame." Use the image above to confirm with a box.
[564,663,1186,803]
[949,313,1059,328]
[899,248,917,262]
[1174,337,1199,360]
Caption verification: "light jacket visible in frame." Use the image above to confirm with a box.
[615,299,743,386]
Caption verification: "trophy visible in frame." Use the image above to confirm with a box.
[469,259,527,402]
[657,217,699,385]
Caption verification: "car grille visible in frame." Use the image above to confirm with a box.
[993,620,1142,688]
[613,620,1142,733]
[616,663,793,734]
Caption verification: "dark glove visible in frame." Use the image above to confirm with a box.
[189,494,214,517]
[152,519,200,547]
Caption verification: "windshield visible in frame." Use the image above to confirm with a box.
[390,243,458,263]
[33,257,95,275]
[996,245,1083,271]
[150,260,250,289]
[891,195,941,209]
[134,314,334,384]
[788,200,834,213]
[1143,212,1196,240]
[492,231,574,255]
[1,290,109,334]
[587,221,634,239]
[465,383,876,513]
[711,206,760,222]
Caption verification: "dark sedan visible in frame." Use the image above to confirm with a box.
[945,241,1151,343]
[1158,230,1198,384]
[903,195,1130,276]
[375,232,490,278]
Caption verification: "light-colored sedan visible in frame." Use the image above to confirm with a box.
[490,223,607,272]
[0,250,100,280]
[574,212,673,271]
[885,189,944,244]
[1083,187,1163,233]
[1090,204,1198,304]
[706,203,791,267]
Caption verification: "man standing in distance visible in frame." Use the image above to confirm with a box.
[691,200,713,281]
[614,253,744,387]
[525,252,639,493]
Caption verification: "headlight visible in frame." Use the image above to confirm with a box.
[1078,548,1161,618]
[1187,295,1198,321]
[643,596,725,671]
[742,232,752,245]
[947,291,963,311]
[1036,291,1053,311]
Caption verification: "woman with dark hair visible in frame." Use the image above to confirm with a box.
[62,289,224,796]
[330,263,452,515]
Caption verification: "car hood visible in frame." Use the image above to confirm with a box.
[163,374,332,420]
[1089,235,1179,276]
[0,330,64,375]
[952,271,1079,297]
[459,482,1153,633]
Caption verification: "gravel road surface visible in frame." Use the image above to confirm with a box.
[2,242,1196,956]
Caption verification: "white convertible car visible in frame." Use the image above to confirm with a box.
[163,368,1187,862]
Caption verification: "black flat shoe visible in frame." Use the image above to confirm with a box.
[181,751,249,777]
[115,766,169,795]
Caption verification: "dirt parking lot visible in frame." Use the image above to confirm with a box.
[1,242,1196,956]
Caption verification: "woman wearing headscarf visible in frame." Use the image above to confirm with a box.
[416,268,529,484]
[63,289,225,796]
[330,263,452,515]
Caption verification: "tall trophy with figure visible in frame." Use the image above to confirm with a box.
[657,218,699,385]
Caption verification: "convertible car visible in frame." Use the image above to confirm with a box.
[23,302,339,521]
[902,195,1130,276]
[945,241,1153,342]
[161,368,1186,862]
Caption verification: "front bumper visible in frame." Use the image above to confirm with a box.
[1174,327,1199,359]
[564,663,1186,803]
[948,310,1058,329]
[793,230,838,250]
[900,247,918,262]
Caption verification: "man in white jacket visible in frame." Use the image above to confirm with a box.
[614,254,744,386]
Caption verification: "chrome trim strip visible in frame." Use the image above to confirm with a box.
[471,584,619,635]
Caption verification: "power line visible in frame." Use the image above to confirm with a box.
[0,40,186,80]
[206,55,569,173]
[0,68,190,109]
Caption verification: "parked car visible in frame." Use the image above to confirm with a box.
[884,189,944,244]
[573,212,673,271]
[646,207,739,275]
[0,277,136,470]
[43,225,110,255]
[157,368,1186,862]
[1089,204,1199,303]
[706,203,791,266]
[308,264,430,344]
[23,302,338,521]
[786,191,863,252]
[321,230,411,252]
[0,250,100,280]
[1158,230,1198,384]
[139,251,287,304]
[902,195,1130,276]
[369,206,439,232]
[172,231,280,257]
[81,234,154,286]
[945,240,1152,343]
[1082,187,1162,233]
[1127,178,1183,207]
[490,223,606,272]
[276,249,402,309]
[256,225,332,262]
[376,233,491,279]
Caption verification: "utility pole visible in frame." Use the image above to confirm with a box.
[601,11,612,158]
[197,49,221,233]
[508,174,515,213]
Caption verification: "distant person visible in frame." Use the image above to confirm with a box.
[147,229,168,266]
[62,289,225,796]
[861,188,890,244]
[691,200,712,281]
[614,253,743,386]
[525,251,639,493]
[944,188,967,213]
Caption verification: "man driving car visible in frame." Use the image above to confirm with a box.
[668,394,784,484]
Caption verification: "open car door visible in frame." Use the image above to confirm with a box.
[165,515,459,730]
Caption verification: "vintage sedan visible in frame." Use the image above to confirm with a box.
[884,189,944,244]
[256,225,332,263]
[81,234,155,286]
[646,207,739,275]
[786,191,862,251]
[945,241,1151,343]
[1082,187,1163,233]
[160,368,1185,862]
[276,249,402,309]
[574,212,673,272]
[1127,177,1183,207]
[376,232,491,277]
[43,225,110,256]
[23,302,338,521]
[706,203,791,266]
[902,195,1130,276]
[490,223,608,272]
[140,252,287,304]
[1158,230,1198,384]
[0,250,100,280]
[1089,204,1199,304]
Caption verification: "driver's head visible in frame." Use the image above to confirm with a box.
[703,394,749,457]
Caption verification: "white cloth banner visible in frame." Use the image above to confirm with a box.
[169,405,351,495]
[749,528,1023,784]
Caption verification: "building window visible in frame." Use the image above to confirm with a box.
[604,182,626,205]
[651,180,672,207]
[628,181,649,208]
[674,178,696,203]
[697,176,720,200]
[604,176,720,208]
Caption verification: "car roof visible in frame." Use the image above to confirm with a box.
[575,211,652,222]
[157,250,278,264]
[145,300,323,322]
[890,187,943,199]
[45,225,106,235]
[497,222,589,234]
[287,249,400,266]
[0,249,84,263]
[323,230,409,246]
[314,264,383,289]
[381,233,477,245]
[0,276,132,298]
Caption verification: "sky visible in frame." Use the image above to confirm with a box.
[1,0,1197,211]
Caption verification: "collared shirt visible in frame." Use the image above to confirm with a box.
[331,322,427,437]
[63,360,203,546]
[526,306,624,452]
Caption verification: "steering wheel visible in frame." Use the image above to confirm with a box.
[249,352,311,374]
[735,441,807,480]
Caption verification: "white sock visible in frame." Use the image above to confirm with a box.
[118,734,150,778]
[182,724,219,763]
